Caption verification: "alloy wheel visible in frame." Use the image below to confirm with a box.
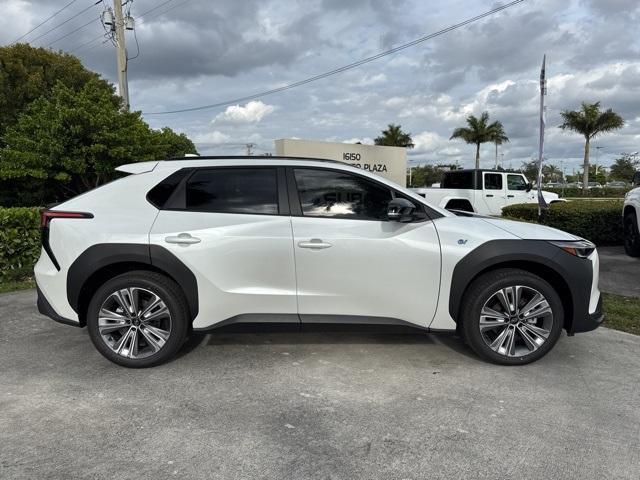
[98,287,172,359]
[479,285,553,358]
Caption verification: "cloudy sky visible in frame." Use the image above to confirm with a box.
[2,0,640,172]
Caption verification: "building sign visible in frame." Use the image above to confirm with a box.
[274,138,407,186]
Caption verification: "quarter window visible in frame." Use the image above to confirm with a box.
[185,168,278,214]
[507,174,528,191]
[294,168,392,220]
[484,173,503,190]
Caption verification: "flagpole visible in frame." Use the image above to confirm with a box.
[537,54,548,217]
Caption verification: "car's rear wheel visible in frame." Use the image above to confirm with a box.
[87,271,189,368]
[460,269,564,365]
[624,212,640,257]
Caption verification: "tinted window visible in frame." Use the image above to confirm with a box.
[507,174,527,191]
[441,171,474,189]
[484,173,503,190]
[294,169,392,220]
[147,169,191,208]
[185,168,278,214]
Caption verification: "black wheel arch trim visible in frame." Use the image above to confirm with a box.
[449,239,596,334]
[66,243,199,321]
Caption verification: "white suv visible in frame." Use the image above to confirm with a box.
[623,171,640,256]
[35,157,604,367]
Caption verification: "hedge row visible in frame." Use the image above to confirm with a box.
[544,187,629,198]
[502,200,624,246]
[0,208,41,281]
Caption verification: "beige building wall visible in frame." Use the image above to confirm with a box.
[274,138,407,187]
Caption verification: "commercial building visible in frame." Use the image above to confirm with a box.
[274,138,407,186]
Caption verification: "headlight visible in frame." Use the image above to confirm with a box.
[549,240,595,258]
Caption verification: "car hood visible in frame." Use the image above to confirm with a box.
[480,217,580,241]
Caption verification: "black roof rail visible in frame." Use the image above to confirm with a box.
[164,155,344,164]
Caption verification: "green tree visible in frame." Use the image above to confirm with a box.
[408,164,448,187]
[559,102,624,192]
[374,124,414,148]
[0,43,109,139]
[520,161,539,184]
[609,154,639,182]
[542,163,562,183]
[0,81,196,200]
[450,112,506,169]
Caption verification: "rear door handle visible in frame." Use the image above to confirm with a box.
[298,239,332,249]
[165,233,201,245]
[486,194,494,197]
[507,194,515,198]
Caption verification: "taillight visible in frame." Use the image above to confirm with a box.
[40,210,93,270]
[40,210,93,228]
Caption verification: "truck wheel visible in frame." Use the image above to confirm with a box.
[624,212,640,257]
[460,268,564,365]
[86,271,190,368]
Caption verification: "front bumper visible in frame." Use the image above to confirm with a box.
[570,293,604,334]
[36,283,81,328]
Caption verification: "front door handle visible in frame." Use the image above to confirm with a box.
[165,233,201,245]
[507,194,515,198]
[298,239,332,250]
[486,194,494,197]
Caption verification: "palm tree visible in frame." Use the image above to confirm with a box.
[450,112,507,169]
[559,102,624,191]
[492,123,509,169]
[374,124,414,148]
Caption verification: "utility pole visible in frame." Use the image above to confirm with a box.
[113,0,130,111]
[246,143,255,156]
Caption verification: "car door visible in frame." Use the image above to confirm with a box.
[482,172,506,215]
[505,173,533,206]
[149,166,297,329]
[288,167,441,328]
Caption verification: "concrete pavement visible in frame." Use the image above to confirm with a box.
[1,289,639,479]
[598,246,640,298]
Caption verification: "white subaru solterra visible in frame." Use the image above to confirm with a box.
[35,157,604,367]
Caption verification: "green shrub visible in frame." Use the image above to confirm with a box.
[503,200,623,246]
[544,187,629,198]
[0,207,41,281]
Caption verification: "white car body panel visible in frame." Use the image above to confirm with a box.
[149,211,297,329]
[291,216,441,327]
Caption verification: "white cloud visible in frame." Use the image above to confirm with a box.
[212,100,276,124]
[358,73,387,86]
[192,130,231,145]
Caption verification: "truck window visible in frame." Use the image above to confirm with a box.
[441,171,474,189]
[484,173,503,190]
[507,174,528,191]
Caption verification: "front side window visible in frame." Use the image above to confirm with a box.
[294,168,392,220]
[185,168,278,214]
[507,174,528,191]
[484,173,503,190]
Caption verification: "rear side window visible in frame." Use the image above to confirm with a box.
[441,171,474,189]
[294,168,391,220]
[185,168,278,214]
[147,169,191,208]
[484,173,503,190]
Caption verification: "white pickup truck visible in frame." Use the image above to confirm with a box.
[410,169,562,216]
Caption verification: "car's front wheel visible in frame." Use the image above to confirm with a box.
[460,269,564,365]
[624,212,640,257]
[87,271,190,368]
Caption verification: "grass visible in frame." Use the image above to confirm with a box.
[602,293,640,336]
[0,278,638,336]
[0,278,35,294]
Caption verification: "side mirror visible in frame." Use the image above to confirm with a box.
[525,182,533,192]
[387,198,415,222]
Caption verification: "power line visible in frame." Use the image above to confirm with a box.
[69,0,188,54]
[28,0,103,45]
[11,0,80,44]
[47,16,100,47]
[144,0,527,115]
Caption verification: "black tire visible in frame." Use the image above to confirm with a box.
[459,268,564,365]
[624,212,640,257]
[87,271,190,368]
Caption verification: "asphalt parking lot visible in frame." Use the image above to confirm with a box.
[1,289,639,480]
